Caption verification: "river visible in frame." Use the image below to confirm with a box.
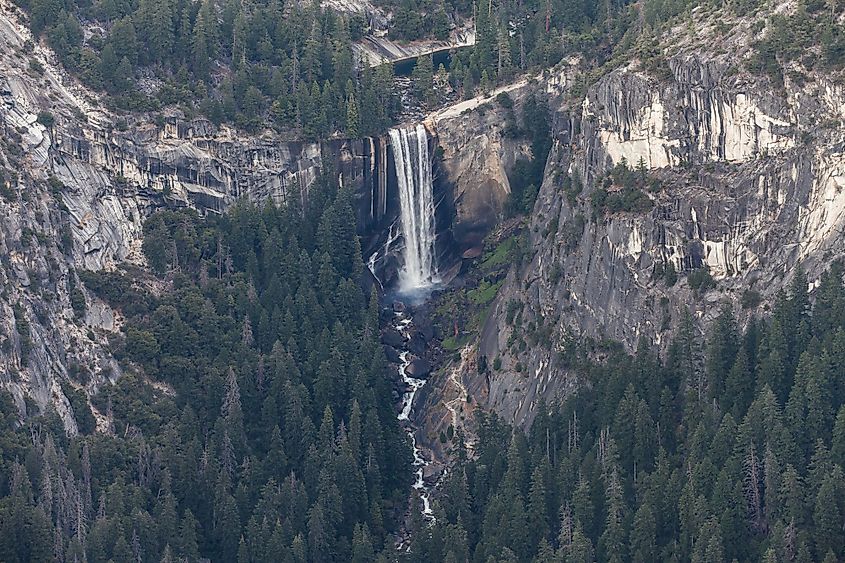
[393,312,435,521]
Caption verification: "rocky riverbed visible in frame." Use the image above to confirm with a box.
[380,299,447,540]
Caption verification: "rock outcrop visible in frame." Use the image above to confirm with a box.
[427,67,577,251]
[320,0,475,67]
[474,7,845,427]
[354,25,476,67]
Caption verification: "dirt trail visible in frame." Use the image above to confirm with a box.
[442,344,477,452]
[425,77,532,125]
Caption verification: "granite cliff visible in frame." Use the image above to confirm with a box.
[470,5,845,427]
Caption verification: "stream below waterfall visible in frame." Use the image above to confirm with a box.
[394,313,435,521]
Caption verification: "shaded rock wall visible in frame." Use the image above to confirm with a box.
[427,63,580,253]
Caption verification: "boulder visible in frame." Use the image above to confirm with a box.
[407,331,426,356]
[462,246,483,259]
[381,326,405,347]
[405,357,433,379]
[423,463,445,482]
[415,317,436,342]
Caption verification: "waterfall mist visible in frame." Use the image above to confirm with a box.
[389,124,439,296]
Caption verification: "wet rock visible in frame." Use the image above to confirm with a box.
[393,301,406,313]
[354,23,476,67]
[379,306,395,324]
[414,317,436,342]
[404,329,423,356]
[423,463,444,482]
[405,357,433,379]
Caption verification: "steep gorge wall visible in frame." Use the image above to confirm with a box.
[1,1,379,428]
[474,20,845,427]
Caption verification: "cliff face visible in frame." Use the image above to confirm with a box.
[474,11,845,427]
[428,67,576,252]
[429,93,527,251]
[0,0,512,428]
[0,3,378,428]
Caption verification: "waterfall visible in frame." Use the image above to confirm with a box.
[389,124,438,293]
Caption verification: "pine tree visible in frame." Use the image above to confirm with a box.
[564,520,595,562]
[832,405,845,467]
[762,445,780,528]
[265,426,289,482]
[100,43,118,87]
[351,523,374,562]
[528,465,549,550]
[759,319,789,402]
[480,69,492,94]
[803,353,833,447]
[630,503,657,563]
[345,91,360,138]
[813,469,843,556]
[156,470,179,551]
[473,0,497,73]
[691,517,724,563]
[136,0,174,63]
[779,465,805,526]
[496,28,512,81]
[706,305,738,403]
[110,18,139,65]
[213,490,241,560]
[302,21,323,83]
[808,440,832,498]
[230,10,247,69]
[411,55,434,105]
[222,367,246,450]
[192,5,212,81]
[331,17,353,87]
[743,442,765,533]
[724,345,753,417]
[238,535,249,563]
[112,55,133,93]
[177,509,200,561]
[599,467,626,563]
[572,474,594,538]
[113,532,133,563]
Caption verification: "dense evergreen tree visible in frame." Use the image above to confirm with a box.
[0,176,413,561]
[17,0,400,136]
[409,266,845,562]
[17,0,845,136]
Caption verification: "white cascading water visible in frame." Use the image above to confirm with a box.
[388,124,438,293]
[376,125,438,534]
[395,315,435,525]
